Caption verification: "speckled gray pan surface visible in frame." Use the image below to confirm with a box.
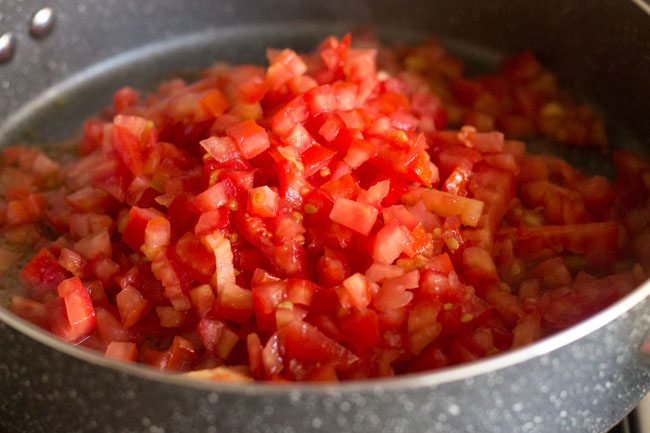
[0,0,649,432]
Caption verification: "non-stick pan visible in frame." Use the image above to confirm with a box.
[1,1,649,432]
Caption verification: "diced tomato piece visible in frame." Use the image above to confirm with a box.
[192,179,234,212]
[271,95,309,136]
[374,270,419,311]
[200,136,242,163]
[10,296,49,328]
[202,232,236,289]
[458,126,504,153]
[198,318,225,355]
[141,217,171,260]
[358,180,391,208]
[194,208,228,235]
[248,186,279,217]
[302,145,337,177]
[116,286,151,328]
[339,309,380,354]
[19,248,69,299]
[344,139,377,168]
[321,174,361,201]
[189,284,215,318]
[286,279,315,306]
[105,342,138,362]
[200,89,230,117]
[95,307,132,343]
[73,229,112,260]
[372,223,410,264]
[53,277,96,342]
[247,333,265,378]
[122,207,164,252]
[162,336,198,371]
[214,284,254,323]
[382,205,419,230]
[227,119,270,159]
[407,301,442,355]
[112,124,144,176]
[339,273,371,309]
[252,281,288,331]
[511,312,541,348]
[463,246,499,283]
[531,256,572,288]
[58,248,86,275]
[155,306,187,328]
[402,187,484,227]
[329,198,378,236]
[262,332,284,376]
[284,320,358,369]
[170,232,215,282]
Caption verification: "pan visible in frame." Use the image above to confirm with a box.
[0,1,649,432]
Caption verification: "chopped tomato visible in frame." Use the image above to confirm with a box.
[248,186,279,217]
[227,119,270,159]
[5,34,648,382]
[51,277,97,342]
[105,341,138,362]
[329,198,378,235]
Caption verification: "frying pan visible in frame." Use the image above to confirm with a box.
[1,1,649,432]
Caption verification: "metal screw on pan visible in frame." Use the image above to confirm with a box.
[30,7,56,38]
[0,32,17,63]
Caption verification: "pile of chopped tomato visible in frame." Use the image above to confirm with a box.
[3,34,649,382]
